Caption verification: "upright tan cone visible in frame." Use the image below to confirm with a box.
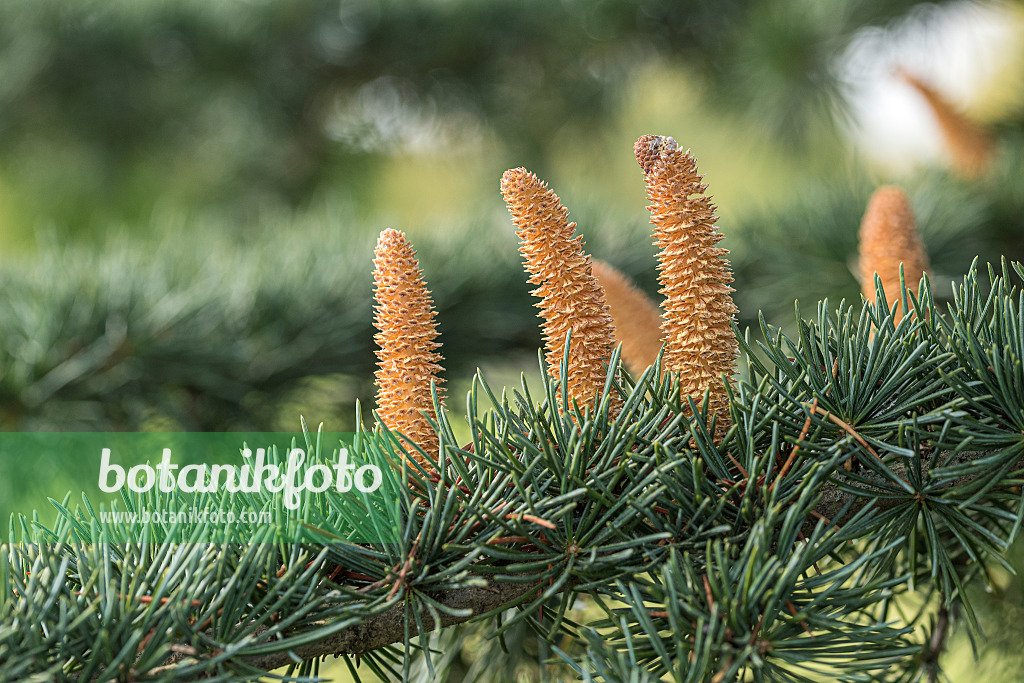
[858,186,930,323]
[635,135,739,440]
[591,260,664,376]
[372,228,445,465]
[500,168,619,415]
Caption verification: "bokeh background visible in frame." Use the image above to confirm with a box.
[2,0,1024,679]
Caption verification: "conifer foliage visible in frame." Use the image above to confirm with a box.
[4,135,1024,683]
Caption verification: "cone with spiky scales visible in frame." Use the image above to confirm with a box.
[500,168,619,415]
[898,69,995,179]
[635,134,739,439]
[858,186,930,323]
[591,260,664,377]
[372,228,445,466]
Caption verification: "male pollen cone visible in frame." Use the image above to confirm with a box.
[898,69,994,178]
[500,168,619,414]
[858,186,930,323]
[591,260,664,376]
[372,228,445,466]
[635,135,739,439]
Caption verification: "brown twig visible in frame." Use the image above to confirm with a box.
[925,605,949,683]
[773,398,817,493]
[809,404,882,462]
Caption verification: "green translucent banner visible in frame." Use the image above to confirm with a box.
[0,432,403,544]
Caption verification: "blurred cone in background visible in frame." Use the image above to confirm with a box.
[858,185,931,323]
[591,260,664,377]
[898,68,996,178]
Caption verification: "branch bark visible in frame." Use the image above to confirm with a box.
[811,449,1010,531]
[149,578,541,677]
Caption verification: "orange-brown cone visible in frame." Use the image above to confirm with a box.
[591,260,664,376]
[858,186,930,323]
[635,135,739,439]
[899,70,994,179]
[500,168,619,414]
[372,228,445,465]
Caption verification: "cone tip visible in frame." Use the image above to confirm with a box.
[634,134,678,173]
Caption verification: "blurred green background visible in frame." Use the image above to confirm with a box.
[2,0,1024,679]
